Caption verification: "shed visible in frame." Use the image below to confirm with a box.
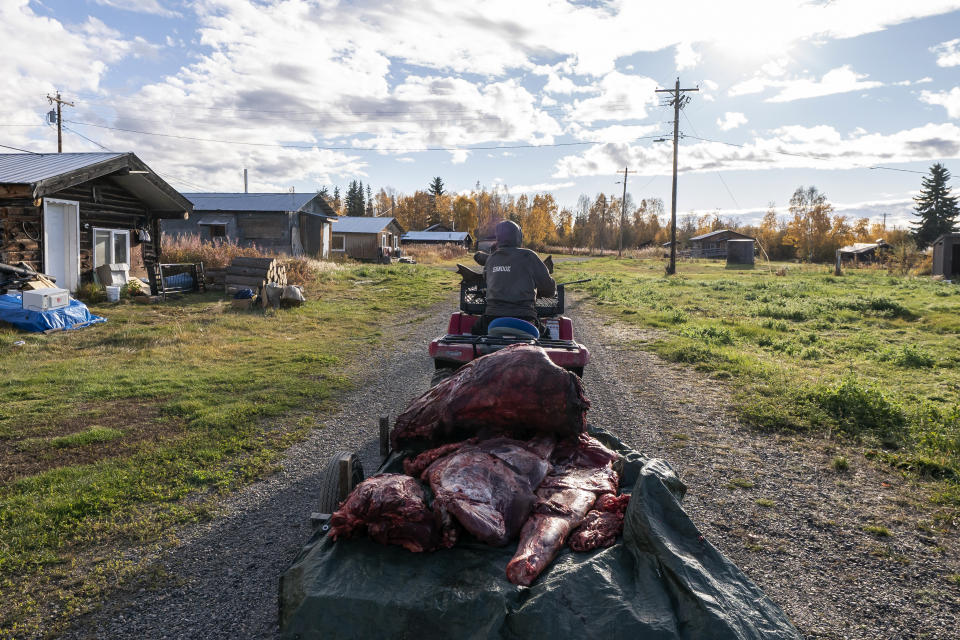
[726,239,755,265]
[932,233,960,278]
[0,152,190,291]
[401,231,472,248]
[689,229,754,259]
[330,217,404,261]
[839,239,891,262]
[162,192,337,258]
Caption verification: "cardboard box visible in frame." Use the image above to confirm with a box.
[231,298,255,310]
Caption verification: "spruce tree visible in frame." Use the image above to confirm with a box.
[912,163,959,249]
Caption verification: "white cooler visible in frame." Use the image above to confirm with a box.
[22,288,70,312]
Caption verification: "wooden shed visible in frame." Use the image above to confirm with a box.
[162,193,337,258]
[932,233,960,278]
[330,217,405,261]
[0,152,190,290]
[689,229,754,259]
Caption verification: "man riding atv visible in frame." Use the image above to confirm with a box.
[472,220,555,336]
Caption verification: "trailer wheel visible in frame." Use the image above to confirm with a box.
[569,367,584,379]
[318,451,364,513]
[430,367,457,387]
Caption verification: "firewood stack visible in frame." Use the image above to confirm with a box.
[225,257,287,295]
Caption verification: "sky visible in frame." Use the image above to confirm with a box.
[2,0,960,227]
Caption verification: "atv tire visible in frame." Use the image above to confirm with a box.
[317,451,364,513]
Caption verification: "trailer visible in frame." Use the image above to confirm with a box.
[278,419,801,640]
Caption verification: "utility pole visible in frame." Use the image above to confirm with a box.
[47,91,74,153]
[882,212,887,233]
[655,78,698,275]
[615,167,636,257]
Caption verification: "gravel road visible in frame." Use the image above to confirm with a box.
[64,294,958,639]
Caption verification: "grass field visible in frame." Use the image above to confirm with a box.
[0,264,455,637]
[556,258,960,508]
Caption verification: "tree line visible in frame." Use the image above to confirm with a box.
[320,163,957,261]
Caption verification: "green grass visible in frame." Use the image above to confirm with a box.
[863,524,892,537]
[0,264,455,636]
[557,257,960,504]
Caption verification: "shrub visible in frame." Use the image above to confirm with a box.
[681,325,733,345]
[75,282,106,303]
[809,377,907,447]
[891,344,936,368]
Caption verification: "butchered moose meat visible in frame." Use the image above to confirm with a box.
[328,474,449,553]
[391,344,590,450]
[506,434,620,586]
[422,437,555,546]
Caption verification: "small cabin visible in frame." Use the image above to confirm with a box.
[839,239,891,263]
[162,193,337,258]
[689,229,754,259]
[330,217,405,261]
[0,152,190,290]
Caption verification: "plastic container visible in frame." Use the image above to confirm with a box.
[105,285,121,302]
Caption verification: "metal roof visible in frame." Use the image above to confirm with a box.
[331,216,400,233]
[402,231,471,242]
[840,241,889,254]
[0,152,124,184]
[184,192,327,213]
[689,229,753,241]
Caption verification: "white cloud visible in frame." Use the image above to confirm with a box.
[93,0,181,18]
[700,79,719,102]
[674,42,700,70]
[921,87,960,118]
[717,112,747,131]
[768,65,883,102]
[729,65,883,102]
[568,72,658,124]
[552,122,960,178]
[931,38,960,67]
[450,149,470,164]
[506,181,576,194]
[396,157,415,163]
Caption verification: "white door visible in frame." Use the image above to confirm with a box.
[321,223,330,259]
[43,199,80,291]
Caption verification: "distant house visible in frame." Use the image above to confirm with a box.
[401,230,472,248]
[330,216,404,261]
[689,229,754,259]
[932,233,960,277]
[162,192,337,258]
[423,223,453,232]
[0,152,190,290]
[839,239,891,263]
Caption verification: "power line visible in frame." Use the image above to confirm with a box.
[61,124,112,151]
[0,143,39,154]
[681,111,741,210]
[64,119,669,152]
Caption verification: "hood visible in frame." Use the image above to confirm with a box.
[495,220,522,248]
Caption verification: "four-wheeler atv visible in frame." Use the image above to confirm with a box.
[428,264,590,385]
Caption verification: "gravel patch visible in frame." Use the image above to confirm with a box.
[63,294,959,639]
[62,303,452,640]
[568,295,960,640]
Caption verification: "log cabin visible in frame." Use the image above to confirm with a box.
[0,152,191,291]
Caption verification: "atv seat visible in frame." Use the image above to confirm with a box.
[487,317,539,339]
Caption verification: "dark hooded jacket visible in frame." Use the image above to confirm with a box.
[482,221,556,319]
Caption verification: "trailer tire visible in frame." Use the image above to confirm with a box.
[318,451,364,514]
[569,367,584,379]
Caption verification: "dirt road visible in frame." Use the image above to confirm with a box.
[65,295,958,639]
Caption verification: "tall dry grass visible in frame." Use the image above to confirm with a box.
[402,243,470,264]
[161,234,342,285]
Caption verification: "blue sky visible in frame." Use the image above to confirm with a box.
[3,0,960,226]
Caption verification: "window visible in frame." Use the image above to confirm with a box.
[93,228,129,268]
[332,234,345,251]
[208,224,227,239]
[382,234,389,247]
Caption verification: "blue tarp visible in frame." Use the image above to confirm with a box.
[0,293,106,333]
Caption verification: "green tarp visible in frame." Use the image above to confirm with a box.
[279,429,801,639]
